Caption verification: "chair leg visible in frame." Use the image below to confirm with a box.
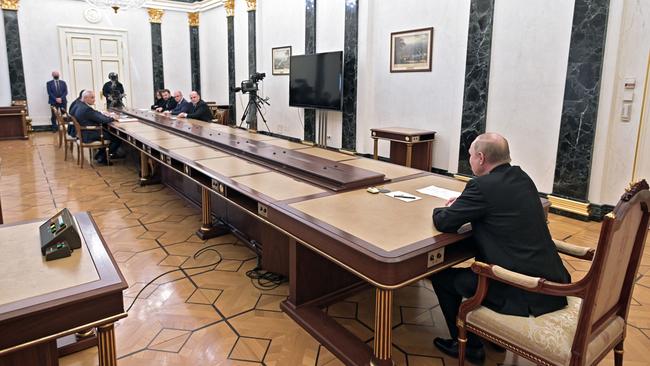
[64,141,68,160]
[614,340,624,366]
[76,144,80,165]
[80,146,85,168]
[106,146,110,165]
[458,324,467,366]
[58,129,63,148]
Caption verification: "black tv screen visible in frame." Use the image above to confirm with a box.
[289,51,343,111]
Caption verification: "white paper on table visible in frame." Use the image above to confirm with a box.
[138,108,149,111]
[416,185,461,200]
[118,118,138,122]
[384,191,422,202]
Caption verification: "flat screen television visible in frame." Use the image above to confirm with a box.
[289,51,343,111]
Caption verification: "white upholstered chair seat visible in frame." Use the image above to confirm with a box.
[465,297,625,365]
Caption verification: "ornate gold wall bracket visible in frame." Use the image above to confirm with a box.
[188,12,199,26]
[224,0,234,17]
[246,0,256,11]
[0,0,19,11]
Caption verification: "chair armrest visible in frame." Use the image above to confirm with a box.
[471,262,585,297]
[457,261,587,328]
[553,239,595,260]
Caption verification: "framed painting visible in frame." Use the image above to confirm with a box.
[390,27,434,72]
[272,46,291,75]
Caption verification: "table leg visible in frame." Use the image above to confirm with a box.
[405,143,413,168]
[97,324,116,366]
[371,288,394,366]
[138,151,160,186]
[196,186,229,239]
[373,138,379,160]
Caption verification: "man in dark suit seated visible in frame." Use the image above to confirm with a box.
[163,90,192,116]
[72,90,121,165]
[46,71,68,132]
[430,133,570,362]
[154,89,177,113]
[67,89,85,137]
[178,91,212,122]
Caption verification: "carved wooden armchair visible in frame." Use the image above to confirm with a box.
[69,115,111,169]
[51,107,76,161]
[457,180,650,366]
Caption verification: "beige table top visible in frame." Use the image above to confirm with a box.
[149,136,200,150]
[340,158,422,180]
[132,129,178,141]
[0,220,99,307]
[170,145,230,161]
[232,171,326,201]
[117,121,160,132]
[230,129,279,141]
[197,156,269,177]
[298,148,357,162]
[371,126,436,136]
[289,175,466,253]
[262,139,311,150]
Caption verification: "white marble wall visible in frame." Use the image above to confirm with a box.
[356,0,470,170]
[161,10,192,98]
[256,0,305,138]
[486,0,574,193]
[589,0,650,205]
[199,6,229,105]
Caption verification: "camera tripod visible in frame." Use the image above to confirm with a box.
[239,91,270,132]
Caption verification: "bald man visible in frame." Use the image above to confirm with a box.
[430,133,570,362]
[178,91,212,122]
[46,71,68,131]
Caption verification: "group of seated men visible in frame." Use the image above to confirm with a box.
[151,89,213,122]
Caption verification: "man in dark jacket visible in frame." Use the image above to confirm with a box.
[430,133,570,362]
[67,89,85,137]
[178,91,212,122]
[46,71,68,131]
[154,89,177,112]
[163,90,192,116]
[72,90,121,164]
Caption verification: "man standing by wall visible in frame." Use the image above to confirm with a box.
[46,71,67,132]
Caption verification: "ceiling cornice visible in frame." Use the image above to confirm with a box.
[75,0,223,13]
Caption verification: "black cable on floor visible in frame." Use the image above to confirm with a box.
[245,266,287,291]
[125,243,225,312]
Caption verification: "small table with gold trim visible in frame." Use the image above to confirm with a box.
[371,127,436,172]
[0,212,127,366]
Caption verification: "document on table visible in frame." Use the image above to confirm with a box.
[118,118,138,122]
[416,185,461,200]
[384,191,422,202]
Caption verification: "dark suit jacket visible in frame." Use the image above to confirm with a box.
[102,81,124,102]
[67,98,82,137]
[151,98,165,110]
[433,163,570,317]
[160,97,177,111]
[46,79,68,106]
[187,100,212,122]
[72,103,115,143]
[171,99,192,115]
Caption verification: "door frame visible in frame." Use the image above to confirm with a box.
[57,25,133,108]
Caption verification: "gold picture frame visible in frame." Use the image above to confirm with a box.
[272,46,291,75]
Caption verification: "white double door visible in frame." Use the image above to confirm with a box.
[58,26,132,108]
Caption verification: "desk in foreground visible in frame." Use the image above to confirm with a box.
[0,212,128,366]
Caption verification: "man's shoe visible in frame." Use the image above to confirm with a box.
[433,337,485,363]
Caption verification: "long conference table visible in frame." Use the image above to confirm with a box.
[108,109,473,366]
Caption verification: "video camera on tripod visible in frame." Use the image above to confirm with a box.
[233,72,271,131]
[232,72,266,94]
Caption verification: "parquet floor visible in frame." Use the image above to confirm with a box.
[1,133,649,365]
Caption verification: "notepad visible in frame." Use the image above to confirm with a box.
[417,185,460,200]
[385,191,422,202]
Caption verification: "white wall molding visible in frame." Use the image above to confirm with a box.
[73,0,223,13]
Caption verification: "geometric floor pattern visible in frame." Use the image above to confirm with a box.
[1,133,649,365]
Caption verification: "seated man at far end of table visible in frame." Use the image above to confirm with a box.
[163,90,192,116]
[177,91,212,122]
[72,90,122,165]
[430,132,570,362]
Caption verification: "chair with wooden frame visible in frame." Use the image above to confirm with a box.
[456,180,650,366]
[69,115,111,169]
[51,107,76,160]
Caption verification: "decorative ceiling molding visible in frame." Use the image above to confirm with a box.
[74,0,223,13]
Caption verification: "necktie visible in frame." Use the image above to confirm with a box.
[55,80,59,93]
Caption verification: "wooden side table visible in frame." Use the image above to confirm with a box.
[371,127,436,171]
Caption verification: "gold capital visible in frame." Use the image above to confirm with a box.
[0,0,19,10]
[224,0,234,17]
[147,8,164,24]
[188,12,199,27]
[246,0,256,11]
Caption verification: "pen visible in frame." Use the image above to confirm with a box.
[394,194,416,199]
